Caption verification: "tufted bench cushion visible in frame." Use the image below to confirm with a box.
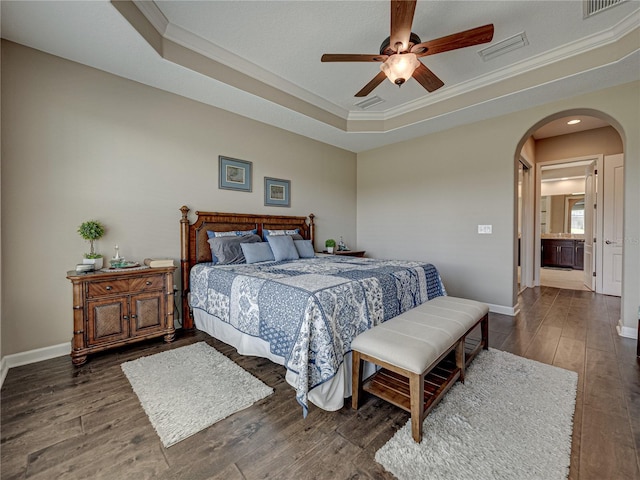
[351,296,489,443]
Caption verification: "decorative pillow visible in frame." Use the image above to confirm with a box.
[294,240,316,258]
[263,228,300,241]
[207,234,261,264]
[267,235,300,261]
[241,242,275,264]
[206,229,257,239]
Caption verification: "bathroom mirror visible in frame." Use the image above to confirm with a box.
[541,194,585,234]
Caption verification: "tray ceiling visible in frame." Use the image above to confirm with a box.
[1,0,638,152]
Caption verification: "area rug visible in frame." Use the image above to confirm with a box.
[121,342,273,447]
[375,348,577,480]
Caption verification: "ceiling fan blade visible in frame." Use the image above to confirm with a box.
[355,71,388,97]
[412,62,444,92]
[390,0,417,52]
[321,53,388,62]
[411,24,494,57]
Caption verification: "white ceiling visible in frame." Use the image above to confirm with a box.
[2,0,639,152]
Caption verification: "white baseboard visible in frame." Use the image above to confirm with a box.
[487,302,520,316]
[0,298,522,388]
[0,357,7,388]
[0,342,70,388]
[616,322,638,340]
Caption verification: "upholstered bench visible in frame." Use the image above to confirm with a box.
[351,296,489,443]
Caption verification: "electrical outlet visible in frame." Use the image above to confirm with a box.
[478,225,492,234]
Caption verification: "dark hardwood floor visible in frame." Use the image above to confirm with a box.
[2,287,639,480]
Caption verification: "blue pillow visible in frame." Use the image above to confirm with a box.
[267,235,300,261]
[241,242,275,264]
[294,240,316,258]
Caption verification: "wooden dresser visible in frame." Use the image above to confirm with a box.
[66,266,176,365]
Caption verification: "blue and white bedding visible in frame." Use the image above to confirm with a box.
[190,256,446,414]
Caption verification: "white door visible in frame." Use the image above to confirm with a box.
[602,154,623,297]
[583,161,596,290]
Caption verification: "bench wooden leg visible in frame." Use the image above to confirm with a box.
[481,313,489,350]
[455,339,466,383]
[409,372,424,443]
[352,351,363,410]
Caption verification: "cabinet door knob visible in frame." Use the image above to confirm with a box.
[131,314,137,319]
[146,281,152,286]
[123,315,129,320]
[106,286,112,291]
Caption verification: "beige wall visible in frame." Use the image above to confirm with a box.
[521,137,535,164]
[0,41,357,356]
[536,126,623,163]
[357,119,516,311]
[357,81,640,334]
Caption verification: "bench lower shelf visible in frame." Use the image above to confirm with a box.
[362,337,483,414]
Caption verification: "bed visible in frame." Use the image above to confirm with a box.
[179,206,446,414]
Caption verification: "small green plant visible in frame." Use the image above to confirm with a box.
[78,220,105,258]
[325,239,336,248]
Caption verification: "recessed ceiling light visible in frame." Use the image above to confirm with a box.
[567,119,581,125]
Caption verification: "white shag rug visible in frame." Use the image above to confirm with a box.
[121,342,273,447]
[375,348,577,480]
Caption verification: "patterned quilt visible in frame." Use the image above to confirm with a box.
[190,256,446,414]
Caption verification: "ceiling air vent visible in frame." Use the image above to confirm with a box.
[584,0,626,17]
[354,96,384,110]
[478,32,529,61]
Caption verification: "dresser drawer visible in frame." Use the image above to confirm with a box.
[87,279,130,297]
[130,274,164,292]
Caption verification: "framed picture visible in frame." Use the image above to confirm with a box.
[264,177,291,207]
[219,156,252,192]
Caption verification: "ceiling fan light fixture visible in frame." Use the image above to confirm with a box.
[380,53,420,86]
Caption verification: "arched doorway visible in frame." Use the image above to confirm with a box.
[514,109,625,303]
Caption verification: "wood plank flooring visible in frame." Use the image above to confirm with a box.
[2,287,639,480]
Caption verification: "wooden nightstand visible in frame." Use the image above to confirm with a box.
[332,250,366,257]
[67,266,176,365]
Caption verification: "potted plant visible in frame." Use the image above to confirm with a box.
[78,220,106,269]
[325,238,336,254]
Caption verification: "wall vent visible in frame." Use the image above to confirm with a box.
[354,96,385,110]
[584,0,626,18]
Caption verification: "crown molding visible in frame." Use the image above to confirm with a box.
[137,1,348,119]
[119,1,638,133]
[133,0,168,35]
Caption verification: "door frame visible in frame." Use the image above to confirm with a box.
[534,154,603,288]
[518,156,535,290]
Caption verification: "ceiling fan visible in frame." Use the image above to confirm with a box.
[321,0,494,97]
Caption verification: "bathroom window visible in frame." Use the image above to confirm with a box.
[570,200,585,234]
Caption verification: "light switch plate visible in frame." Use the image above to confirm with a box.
[478,225,492,234]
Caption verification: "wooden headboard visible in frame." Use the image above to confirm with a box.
[179,206,315,329]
